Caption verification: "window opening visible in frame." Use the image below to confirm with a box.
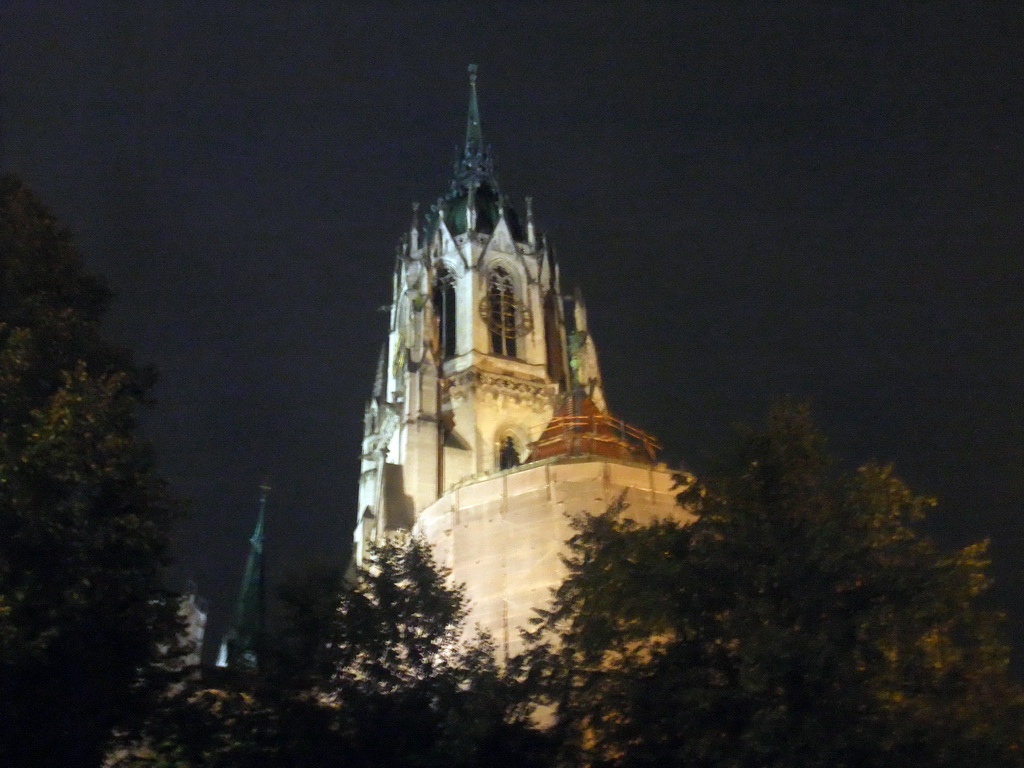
[488,267,517,357]
[433,266,457,360]
[498,436,521,470]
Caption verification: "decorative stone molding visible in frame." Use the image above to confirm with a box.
[442,368,557,406]
[478,293,534,337]
[363,404,400,455]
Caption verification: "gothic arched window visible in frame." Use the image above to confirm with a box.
[488,267,517,358]
[498,435,521,470]
[433,266,457,360]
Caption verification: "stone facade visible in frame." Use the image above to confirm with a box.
[416,458,686,657]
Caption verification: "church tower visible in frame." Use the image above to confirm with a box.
[355,67,688,656]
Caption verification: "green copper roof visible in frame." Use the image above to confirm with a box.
[465,63,484,159]
[419,65,526,244]
[224,483,269,670]
[450,63,498,196]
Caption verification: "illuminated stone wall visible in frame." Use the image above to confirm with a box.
[415,457,691,658]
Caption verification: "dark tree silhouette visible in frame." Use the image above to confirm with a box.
[526,403,1024,768]
[0,176,181,768]
[118,537,548,768]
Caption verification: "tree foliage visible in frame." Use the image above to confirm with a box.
[0,176,181,767]
[319,536,545,768]
[527,402,1024,767]
[121,537,547,768]
[270,562,345,687]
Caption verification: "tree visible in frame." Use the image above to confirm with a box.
[271,562,345,687]
[320,536,546,768]
[0,176,181,767]
[119,537,547,768]
[526,402,1024,767]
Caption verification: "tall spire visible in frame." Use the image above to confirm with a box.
[451,63,497,194]
[465,63,483,158]
[216,482,270,671]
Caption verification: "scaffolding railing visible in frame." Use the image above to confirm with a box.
[530,412,661,463]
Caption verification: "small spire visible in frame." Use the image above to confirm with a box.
[450,64,497,194]
[218,483,270,671]
[573,284,589,331]
[465,63,483,157]
[410,201,420,251]
[250,481,269,553]
[526,196,536,249]
[372,344,387,398]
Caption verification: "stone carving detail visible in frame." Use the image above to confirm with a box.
[363,404,400,456]
[442,368,556,406]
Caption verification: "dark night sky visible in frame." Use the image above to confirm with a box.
[3,2,1023,668]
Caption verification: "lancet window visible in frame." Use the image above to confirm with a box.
[498,435,521,470]
[433,266,457,360]
[488,267,518,358]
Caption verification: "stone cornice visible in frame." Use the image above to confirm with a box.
[442,367,557,405]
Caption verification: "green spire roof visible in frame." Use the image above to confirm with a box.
[450,63,498,194]
[420,64,531,242]
[222,483,269,671]
[465,63,484,158]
